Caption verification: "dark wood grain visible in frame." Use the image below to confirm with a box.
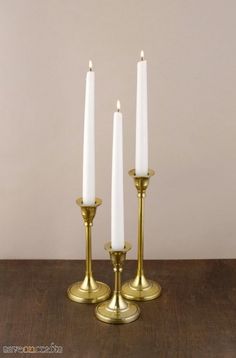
[0,260,236,357]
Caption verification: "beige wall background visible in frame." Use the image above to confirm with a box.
[0,0,236,259]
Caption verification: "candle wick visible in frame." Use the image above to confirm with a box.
[89,60,93,71]
[116,100,121,112]
[140,50,144,61]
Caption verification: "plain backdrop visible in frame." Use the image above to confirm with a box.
[0,0,235,259]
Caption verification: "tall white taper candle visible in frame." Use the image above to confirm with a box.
[111,100,125,250]
[135,50,148,176]
[82,60,95,205]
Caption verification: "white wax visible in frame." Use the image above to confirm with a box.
[82,69,95,205]
[111,109,125,250]
[135,59,148,176]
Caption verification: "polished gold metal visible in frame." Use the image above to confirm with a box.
[122,169,162,301]
[95,242,140,324]
[67,198,111,304]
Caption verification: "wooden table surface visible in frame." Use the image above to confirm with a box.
[0,259,236,357]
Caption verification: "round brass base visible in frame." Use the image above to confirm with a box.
[95,300,140,324]
[122,279,161,301]
[67,281,111,304]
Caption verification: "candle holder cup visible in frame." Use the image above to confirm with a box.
[67,198,111,303]
[121,169,162,301]
[95,242,140,324]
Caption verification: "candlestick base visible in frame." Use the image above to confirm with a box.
[95,294,140,324]
[67,278,111,304]
[95,242,140,324]
[122,276,161,301]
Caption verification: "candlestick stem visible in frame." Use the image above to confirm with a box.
[121,169,162,301]
[137,186,144,278]
[67,198,111,303]
[95,242,140,324]
[85,224,92,276]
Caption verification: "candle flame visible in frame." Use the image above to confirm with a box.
[89,60,93,71]
[140,50,144,61]
[117,100,121,112]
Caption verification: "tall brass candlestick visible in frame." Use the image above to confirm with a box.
[67,198,111,303]
[95,242,140,324]
[122,169,162,301]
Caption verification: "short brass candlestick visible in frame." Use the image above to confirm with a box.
[95,242,140,324]
[67,198,111,304]
[122,169,162,301]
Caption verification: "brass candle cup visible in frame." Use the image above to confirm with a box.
[67,198,111,304]
[121,169,162,301]
[95,242,140,324]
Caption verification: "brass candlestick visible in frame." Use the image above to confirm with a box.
[95,242,140,324]
[122,169,162,301]
[67,198,111,304]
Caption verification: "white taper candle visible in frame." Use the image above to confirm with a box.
[111,100,125,250]
[135,50,148,176]
[82,60,95,205]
